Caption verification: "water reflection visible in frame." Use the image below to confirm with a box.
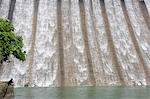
[56,87,67,99]
[12,86,150,99]
[109,86,125,99]
[85,87,96,99]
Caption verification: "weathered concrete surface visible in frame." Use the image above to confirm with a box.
[0,0,149,87]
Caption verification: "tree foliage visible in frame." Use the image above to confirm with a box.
[0,18,26,64]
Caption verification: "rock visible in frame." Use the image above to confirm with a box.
[0,80,15,98]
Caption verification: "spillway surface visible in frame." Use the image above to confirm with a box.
[0,0,150,87]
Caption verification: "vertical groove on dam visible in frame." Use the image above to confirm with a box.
[0,0,2,7]
[120,0,150,85]
[8,0,16,21]
[28,0,39,86]
[100,0,125,85]
[57,0,65,87]
[79,0,96,86]
[89,0,105,84]
[138,0,150,31]
[67,0,75,85]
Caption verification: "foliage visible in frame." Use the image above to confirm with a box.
[0,18,26,64]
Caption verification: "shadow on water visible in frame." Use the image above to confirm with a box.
[12,86,150,99]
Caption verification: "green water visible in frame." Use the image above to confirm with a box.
[12,86,150,99]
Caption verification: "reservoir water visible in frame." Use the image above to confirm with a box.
[9,86,150,99]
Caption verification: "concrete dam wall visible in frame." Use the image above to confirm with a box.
[0,0,149,87]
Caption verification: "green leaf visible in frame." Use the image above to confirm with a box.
[0,18,26,63]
